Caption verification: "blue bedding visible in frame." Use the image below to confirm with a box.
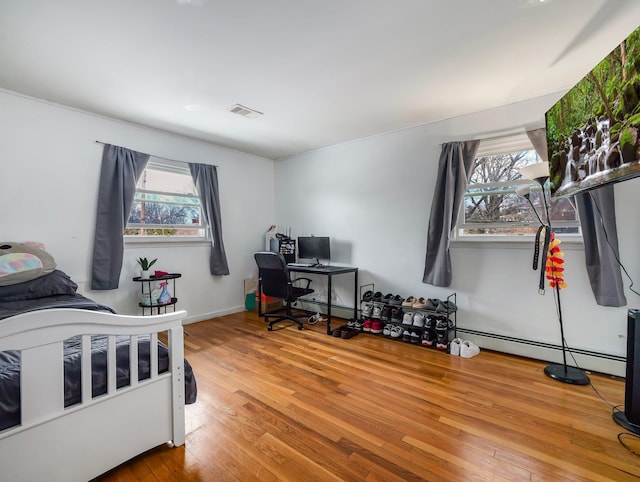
[0,294,197,431]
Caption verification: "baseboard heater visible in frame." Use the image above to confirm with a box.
[297,299,625,377]
[457,327,625,377]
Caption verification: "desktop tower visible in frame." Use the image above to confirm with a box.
[269,238,296,264]
[613,309,640,435]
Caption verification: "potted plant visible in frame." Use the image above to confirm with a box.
[136,257,157,279]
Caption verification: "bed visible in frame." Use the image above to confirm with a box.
[0,249,197,482]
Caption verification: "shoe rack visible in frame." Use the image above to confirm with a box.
[358,284,457,352]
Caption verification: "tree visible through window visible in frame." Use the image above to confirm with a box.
[458,136,580,238]
[126,159,205,239]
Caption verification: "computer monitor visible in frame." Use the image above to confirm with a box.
[297,236,330,265]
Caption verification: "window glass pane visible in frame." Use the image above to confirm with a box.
[464,187,541,225]
[126,162,205,239]
[459,145,580,239]
[136,167,197,195]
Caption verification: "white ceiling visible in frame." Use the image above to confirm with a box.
[1,0,639,160]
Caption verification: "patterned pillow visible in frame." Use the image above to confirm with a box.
[0,242,57,286]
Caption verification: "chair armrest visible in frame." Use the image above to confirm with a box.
[291,277,313,289]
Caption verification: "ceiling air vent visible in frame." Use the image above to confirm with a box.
[227,103,263,119]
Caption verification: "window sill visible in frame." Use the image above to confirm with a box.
[124,237,210,248]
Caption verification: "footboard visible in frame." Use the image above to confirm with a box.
[0,308,188,482]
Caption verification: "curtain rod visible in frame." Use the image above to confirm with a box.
[95,140,218,167]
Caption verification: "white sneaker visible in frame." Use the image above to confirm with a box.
[402,311,414,326]
[460,340,480,358]
[450,338,463,356]
[412,312,426,328]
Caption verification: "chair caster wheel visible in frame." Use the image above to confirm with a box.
[298,326,304,330]
[268,326,273,331]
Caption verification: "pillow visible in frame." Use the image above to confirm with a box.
[0,242,56,286]
[0,269,78,302]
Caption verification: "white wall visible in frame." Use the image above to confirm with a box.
[275,93,640,376]
[0,90,273,321]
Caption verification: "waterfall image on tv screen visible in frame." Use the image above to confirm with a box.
[546,25,640,198]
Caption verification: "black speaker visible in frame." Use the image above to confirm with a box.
[613,309,640,435]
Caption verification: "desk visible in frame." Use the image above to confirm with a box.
[287,265,358,335]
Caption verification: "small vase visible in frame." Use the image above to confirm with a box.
[141,269,151,280]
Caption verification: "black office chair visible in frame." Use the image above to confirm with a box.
[254,251,314,330]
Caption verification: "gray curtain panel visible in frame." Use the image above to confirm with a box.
[189,163,230,275]
[526,128,626,307]
[91,144,149,290]
[574,189,627,306]
[423,140,480,287]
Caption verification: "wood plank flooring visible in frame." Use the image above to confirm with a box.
[96,310,640,481]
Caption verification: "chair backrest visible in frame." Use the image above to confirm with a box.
[254,252,291,299]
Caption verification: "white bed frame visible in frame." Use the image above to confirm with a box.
[0,308,188,482]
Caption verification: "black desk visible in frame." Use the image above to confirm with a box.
[287,264,358,335]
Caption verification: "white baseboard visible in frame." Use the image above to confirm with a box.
[183,305,245,324]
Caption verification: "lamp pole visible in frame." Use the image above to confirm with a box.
[537,176,590,385]
[517,162,590,385]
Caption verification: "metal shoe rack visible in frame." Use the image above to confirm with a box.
[358,283,457,349]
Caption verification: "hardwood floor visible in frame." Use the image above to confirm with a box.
[97,310,640,481]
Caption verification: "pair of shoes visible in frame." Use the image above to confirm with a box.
[390,307,403,323]
[425,298,439,311]
[347,318,363,331]
[402,296,416,308]
[381,305,392,321]
[332,325,359,339]
[389,294,404,306]
[412,297,428,309]
[371,320,383,334]
[449,339,480,357]
[390,325,404,338]
[331,325,347,337]
[382,293,394,304]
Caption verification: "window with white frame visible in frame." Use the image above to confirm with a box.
[125,158,206,241]
[457,133,580,239]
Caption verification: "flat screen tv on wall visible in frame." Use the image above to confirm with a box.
[546,25,640,198]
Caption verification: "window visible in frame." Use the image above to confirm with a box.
[457,133,580,239]
[125,158,206,241]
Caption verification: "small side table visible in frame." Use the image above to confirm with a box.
[132,273,181,315]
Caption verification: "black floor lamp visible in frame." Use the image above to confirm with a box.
[518,161,590,385]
